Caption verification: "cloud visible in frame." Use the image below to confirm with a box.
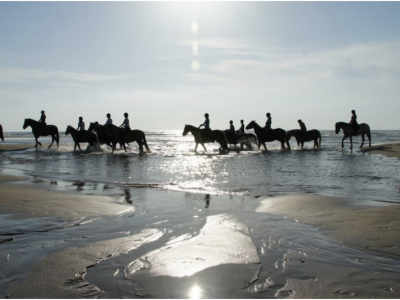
[0,68,134,84]
[186,40,400,86]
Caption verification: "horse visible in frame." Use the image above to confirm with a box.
[22,118,59,148]
[88,122,114,148]
[0,124,4,143]
[65,126,100,151]
[335,122,371,149]
[245,121,290,150]
[103,124,151,154]
[224,130,257,150]
[182,125,229,152]
[287,129,321,149]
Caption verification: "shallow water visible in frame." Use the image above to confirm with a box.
[1,129,400,298]
[1,129,400,203]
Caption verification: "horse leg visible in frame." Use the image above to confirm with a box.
[48,135,55,148]
[349,136,353,149]
[286,140,290,150]
[341,136,347,148]
[34,136,40,147]
[367,131,371,147]
[137,141,143,154]
[201,143,207,152]
[262,142,267,150]
[360,134,365,148]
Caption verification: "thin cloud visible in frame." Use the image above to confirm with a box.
[0,68,134,84]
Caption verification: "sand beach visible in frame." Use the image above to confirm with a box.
[1,142,400,298]
[360,142,400,159]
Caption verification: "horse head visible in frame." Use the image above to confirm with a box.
[334,122,340,134]
[65,125,72,135]
[245,121,255,130]
[88,122,100,131]
[182,124,190,136]
[22,119,28,129]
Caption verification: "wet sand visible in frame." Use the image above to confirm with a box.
[2,142,400,298]
[0,175,134,220]
[0,144,36,152]
[257,194,400,257]
[360,142,400,158]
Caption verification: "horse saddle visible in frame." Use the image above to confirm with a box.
[200,129,212,143]
[264,129,273,139]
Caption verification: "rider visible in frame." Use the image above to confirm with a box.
[237,120,245,134]
[298,119,307,132]
[349,110,358,135]
[199,113,210,142]
[229,120,237,143]
[120,112,130,131]
[264,113,272,135]
[77,117,85,131]
[38,110,46,126]
[105,113,113,125]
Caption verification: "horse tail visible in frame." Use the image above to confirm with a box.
[143,135,151,153]
[55,127,60,147]
[222,131,229,151]
[318,133,322,148]
[0,124,4,142]
[366,124,371,146]
[94,132,100,149]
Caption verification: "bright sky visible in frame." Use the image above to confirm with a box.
[1,1,400,131]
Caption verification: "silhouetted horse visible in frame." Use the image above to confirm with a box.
[23,118,59,148]
[245,121,290,150]
[335,122,371,149]
[182,125,228,152]
[287,129,321,149]
[88,122,114,148]
[104,124,151,154]
[0,124,4,143]
[65,126,100,151]
[224,131,257,150]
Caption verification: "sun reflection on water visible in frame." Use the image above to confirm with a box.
[188,285,202,299]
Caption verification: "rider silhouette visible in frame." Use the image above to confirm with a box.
[237,120,245,134]
[77,117,85,131]
[349,110,358,135]
[120,112,131,134]
[199,113,210,142]
[298,119,307,132]
[105,113,113,125]
[229,120,237,143]
[39,110,46,126]
[264,113,272,136]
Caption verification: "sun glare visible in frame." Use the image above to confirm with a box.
[191,60,200,71]
[188,285,202,299]
[191,21,199,33]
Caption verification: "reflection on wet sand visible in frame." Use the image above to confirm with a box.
[126,214,259,278]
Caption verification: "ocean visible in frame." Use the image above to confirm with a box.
[1,129,400,204]
[1,128,400,298]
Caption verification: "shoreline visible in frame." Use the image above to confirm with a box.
[0,174,133,220]
[360,142,400,158]
[0,144,37,152]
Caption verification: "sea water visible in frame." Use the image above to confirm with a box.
[1,129,400,204]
